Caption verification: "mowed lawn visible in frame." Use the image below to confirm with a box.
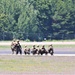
[0,55,75,75]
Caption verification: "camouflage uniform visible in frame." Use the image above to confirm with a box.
[11,40,16,54]
[48,44,54,55]
[15,40,22,54]
[32,45,37,55]
[37,45,42,55]
[41,45,47,55]
[24,45,30,55]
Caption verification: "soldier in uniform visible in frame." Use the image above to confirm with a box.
[37,45,42,55]
[38,45,47,55]
[48,44,54,55]
[24,45,30,55]
[32,45,38,55]
[11,39,16,54]
[15,40,22,55]
[41,45,47,55]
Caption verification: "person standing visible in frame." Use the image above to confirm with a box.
[11,39,16,54]
[15,40,22,55]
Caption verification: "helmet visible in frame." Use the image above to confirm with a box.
[17,39,19,42]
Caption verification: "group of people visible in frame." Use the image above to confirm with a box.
[11,40,54,55]
[11,39,22,54]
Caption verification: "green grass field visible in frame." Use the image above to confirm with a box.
[0,40,75,49]
[0,55,75,75]
[0,44,75,49]
[0,41,75,75]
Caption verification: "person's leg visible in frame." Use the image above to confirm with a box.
[24,51,26,55]
[20,49,22,54]
[12,49,14,54]
[16,49,18,54]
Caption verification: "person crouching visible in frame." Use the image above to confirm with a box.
[48,44,54,55]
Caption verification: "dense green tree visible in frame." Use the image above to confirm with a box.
[0,0,75,40]
[0,14,9,32]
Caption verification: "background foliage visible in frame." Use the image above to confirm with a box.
[0,0,75,41]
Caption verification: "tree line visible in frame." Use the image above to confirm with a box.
[0,0,75,41]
